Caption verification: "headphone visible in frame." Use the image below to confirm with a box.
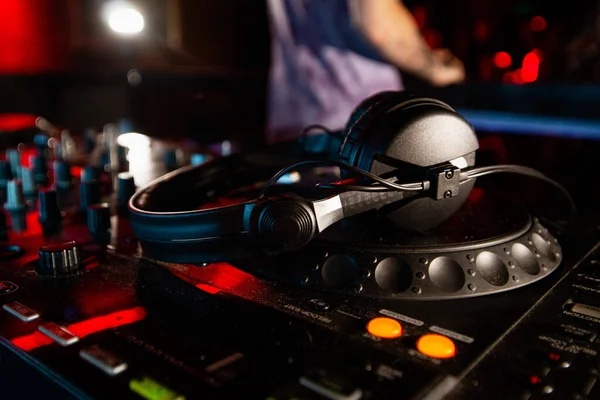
[128,91,566,263]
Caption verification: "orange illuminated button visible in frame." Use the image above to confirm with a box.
[417,334,456,359]
[366,317,403,339]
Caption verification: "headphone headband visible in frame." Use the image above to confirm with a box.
[129,151,414,262]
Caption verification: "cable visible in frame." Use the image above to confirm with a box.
[259,159,428,198]
[316,184,399,192]
[260,158,576,218]
[460,164,576,214]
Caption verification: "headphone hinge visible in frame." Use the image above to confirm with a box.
[427,163,461,201]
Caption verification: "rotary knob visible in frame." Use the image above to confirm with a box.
[37,241,81,275]
[87,203,111,243]
[38,188,62,235]
[117,172,136,214]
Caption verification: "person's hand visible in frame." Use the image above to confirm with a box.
[428,49,466,87]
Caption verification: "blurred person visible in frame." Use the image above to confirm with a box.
[564,1,600,81]
[265,0,465,143]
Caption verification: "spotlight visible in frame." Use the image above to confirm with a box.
[103,1,145,35]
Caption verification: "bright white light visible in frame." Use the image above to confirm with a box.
[116,132,153,186]
[117,132,151,148]
[105,2,144,35]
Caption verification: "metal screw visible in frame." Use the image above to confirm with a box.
[444,190,452,198]
[445,170,454,179]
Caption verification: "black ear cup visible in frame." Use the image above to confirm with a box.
[340,91,467,174]
[338,91,416,166]
[336,91,480,232]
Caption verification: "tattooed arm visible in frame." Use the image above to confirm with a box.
[348,0,465,86]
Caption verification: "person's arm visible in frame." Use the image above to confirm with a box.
[348,0,464,86]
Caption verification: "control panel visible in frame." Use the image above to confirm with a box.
[0,126,598,400]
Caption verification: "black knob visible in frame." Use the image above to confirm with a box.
[81,166,98,182]
[255,196,317,251]
[53,160,71,190]
[29,154,48,186]
[0,160,11,203]
[164,149,178,171]
[4,180,26,233]
[117,172,136,212]
[33,133,50,155]
[79,174,100,212]
[37,241,81,275]
[38,188,62,235]
[21,167,37,206]
[0,211,8,241]
[0,160,12,187]
[6,149,20,178]
[84,128,97,154]
[87,203,111,241]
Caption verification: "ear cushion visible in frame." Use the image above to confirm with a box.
[339,91,454,168]
[338,91,412,161]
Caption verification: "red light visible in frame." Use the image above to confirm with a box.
[210,263,253,291]
[7,211,43,239]
[21,149,36,168]
[0,114,36,131]
[11,331,53,351]
[521,52,540,83]
[196,283,221,294]
[493,52,512,68]
[71,166,83,180]
[529,16,547,32]
[529,376,542,385]
[0,0,69,74]
[68,307,146,337]
[11,307,147,351]
[533,48,544,62]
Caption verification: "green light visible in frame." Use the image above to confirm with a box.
[129,377,185,400]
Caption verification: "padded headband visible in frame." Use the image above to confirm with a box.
[129,147,413,263]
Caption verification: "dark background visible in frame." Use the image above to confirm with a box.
[1,0,599,144]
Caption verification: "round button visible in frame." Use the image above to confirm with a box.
[37,241,81,275]
[416,334,456,359]
[366,317,403,339]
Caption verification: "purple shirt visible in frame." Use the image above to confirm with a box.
[266,0,403,143]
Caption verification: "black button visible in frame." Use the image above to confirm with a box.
[321,255,358,288]
[309,299,330,311]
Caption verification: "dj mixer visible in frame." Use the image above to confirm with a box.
[1,111,600,400]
